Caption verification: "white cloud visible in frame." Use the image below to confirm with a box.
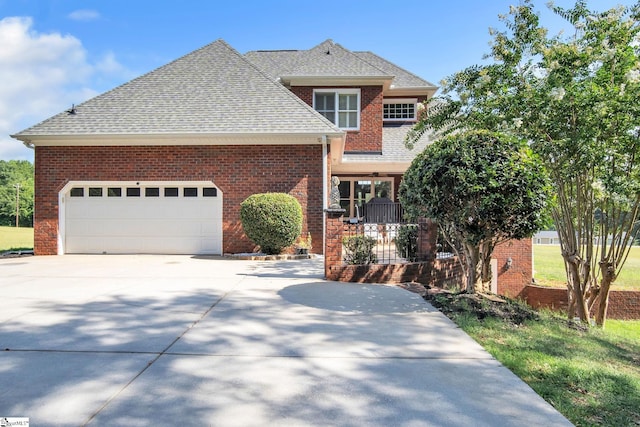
[96,51,126,75]
[68,9,100,22]
[0,17,129,161]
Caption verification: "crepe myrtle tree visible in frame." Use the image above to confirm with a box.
[399,130,551,294]
[407,1,640,327]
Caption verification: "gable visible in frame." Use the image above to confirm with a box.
[245,40,438,95]
[13,40,342,145]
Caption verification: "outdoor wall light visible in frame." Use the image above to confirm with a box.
[506,257,513,270]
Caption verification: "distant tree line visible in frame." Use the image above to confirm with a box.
[0,160,34,227]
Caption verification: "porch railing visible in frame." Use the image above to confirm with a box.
[342,222,418,264]
[361,202,404,224]
[341,204,456,265]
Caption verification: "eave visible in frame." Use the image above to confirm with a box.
[281,75,393,90]
[331,159,411,175]
[12,132,345,148]
[385,86,439,98]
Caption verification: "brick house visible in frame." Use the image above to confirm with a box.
[12,39,437,256]
[246,40,438,222]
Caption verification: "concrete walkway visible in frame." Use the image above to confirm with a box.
[0,255,572,426]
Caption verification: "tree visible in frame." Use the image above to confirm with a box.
[407,1,640,327]
[399,130,551,293]
[0,160,34,227]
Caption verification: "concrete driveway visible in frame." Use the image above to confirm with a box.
[0,255,572,426]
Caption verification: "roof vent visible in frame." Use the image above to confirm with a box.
[66,104,77,115]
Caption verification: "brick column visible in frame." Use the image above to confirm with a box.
[417,218,437,261]
[493,238,533,298]
[324,208,345,280]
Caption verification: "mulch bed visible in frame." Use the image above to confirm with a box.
[399,282,540,325]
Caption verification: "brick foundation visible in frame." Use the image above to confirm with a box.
[34,144,325,255]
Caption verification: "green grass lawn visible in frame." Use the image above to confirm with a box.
[534,245,640,290]
[0,226,34,252]
[444,302,640,427]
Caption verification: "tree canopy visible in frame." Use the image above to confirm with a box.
[407,0,640,326]
[0,160,34,227]
[400,130,551,293]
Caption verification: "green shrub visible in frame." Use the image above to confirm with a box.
[240,193,303,254]
[395,224,419,261]
[342,235,378,265]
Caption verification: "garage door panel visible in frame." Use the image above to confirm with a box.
[64,183,222,254]
[201,221,221,235]
[65,219,90,236]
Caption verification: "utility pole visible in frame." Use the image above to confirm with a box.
[14,183,20,228]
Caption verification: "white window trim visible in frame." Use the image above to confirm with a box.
[313,88,361,130]
[383,98,417,121]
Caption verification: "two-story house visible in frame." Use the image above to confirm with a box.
[246,40,437,220]
[12,39,436,256]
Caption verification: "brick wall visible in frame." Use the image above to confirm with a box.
[604,291,640,319]
[290,86,383,152]
[521,285,640,319]
[34,144,324,255]
[520,285,568,311]
[323,215,531,294]
[326,259,463,286]
[493,239,533,298]
[324,214,464,286]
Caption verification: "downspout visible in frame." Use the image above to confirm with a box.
[322,135,328,255]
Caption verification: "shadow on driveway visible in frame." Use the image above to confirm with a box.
[0,255,573,426]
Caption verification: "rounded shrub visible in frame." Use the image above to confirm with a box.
[240,193,303,254]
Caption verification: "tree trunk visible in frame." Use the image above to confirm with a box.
[480,241,495,293]
[464,243,482,294]
[563,254,591,324]
[594,261,616,328]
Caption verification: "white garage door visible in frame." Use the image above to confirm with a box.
[62,182,222,254]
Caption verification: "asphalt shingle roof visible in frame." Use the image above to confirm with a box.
[354,51,437,90]
[343,123,433,163]
[245,40,437,90]
[243,50,302,80]
[14,40,341,138]
[283,40,389,78]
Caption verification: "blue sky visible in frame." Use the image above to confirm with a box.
[0,0,635,160]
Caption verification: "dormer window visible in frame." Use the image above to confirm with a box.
[313,89,360,130]
[383,98,417,121]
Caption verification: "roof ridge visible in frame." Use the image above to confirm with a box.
[251,49,301,53]
[337,45,390,78]
[286,39,390,77]
[236,44,341,132]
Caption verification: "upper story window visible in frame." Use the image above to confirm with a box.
[383,98,417,121]
[313,89,360,130]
